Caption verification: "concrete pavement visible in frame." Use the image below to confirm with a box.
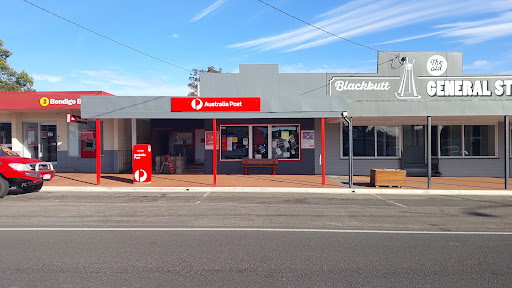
[37,172,512,196]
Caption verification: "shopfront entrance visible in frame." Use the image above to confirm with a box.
[402,125,426,175]
[22,122,57,162]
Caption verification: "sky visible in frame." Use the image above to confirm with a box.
[2,0,512,96]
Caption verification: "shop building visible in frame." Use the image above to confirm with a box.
[0,91,137,173]
[6,51,511,180]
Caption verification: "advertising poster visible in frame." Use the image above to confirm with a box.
[205,131,219,150]
[221,137,227,151]
[301,130,314,149]
[28,126,36,145]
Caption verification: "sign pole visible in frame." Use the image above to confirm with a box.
[213,119,217,185]
[96,119,101,185]
[322,118,325,186]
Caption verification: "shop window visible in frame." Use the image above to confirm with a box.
[464,125,495,156]
[0,123,12,146]
[68,121,99,157]
[252,126,268,159]
[342,125,399,157]
[220,126,249,160]
[353,126,375,156]
[431,126,438,157]
[440,125,462,156]
[376,126,399,156]
[271,125,300,159]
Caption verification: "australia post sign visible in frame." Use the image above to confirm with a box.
[133,144,151,183]
[171,97,261,112]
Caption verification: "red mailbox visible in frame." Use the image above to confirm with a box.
[133,144,152,183]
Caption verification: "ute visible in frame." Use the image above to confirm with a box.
[0,145,54,198]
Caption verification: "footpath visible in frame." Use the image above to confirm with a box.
[39,173,512,196]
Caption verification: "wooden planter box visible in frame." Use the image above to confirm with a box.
[370,169,406,188]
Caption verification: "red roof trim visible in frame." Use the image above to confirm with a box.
[0,91,114,109]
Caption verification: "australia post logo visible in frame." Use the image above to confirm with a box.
[191,98,204,110]
[172,97,261,112]
[40,97,81,107]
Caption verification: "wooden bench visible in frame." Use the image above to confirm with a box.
[242,158,278,175]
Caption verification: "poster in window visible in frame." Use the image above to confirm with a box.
[301,130,314,149]
[221,137,227,151]
[205,131,220,150]
[281,131,289,141]
[254,128,265,145]
[227,137,233,151]
[28,126,36,145]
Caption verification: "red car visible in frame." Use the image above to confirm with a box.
[0,145,54,198]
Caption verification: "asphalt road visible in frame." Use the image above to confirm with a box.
[0,191,511,287]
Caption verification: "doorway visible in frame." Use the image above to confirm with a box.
[22,122,57,162]
[41,124,57,162]
[194,129,205,163]
[402,125,425,166]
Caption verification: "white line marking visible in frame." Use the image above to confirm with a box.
[372,194,407,207]
[0,228,510,235]
[195,191,211,204]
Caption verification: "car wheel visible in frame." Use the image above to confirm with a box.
[22,182,43,193]
[0,177,9,198]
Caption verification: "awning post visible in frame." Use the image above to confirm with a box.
[428,116,432,189]
[96,119,101,185]
[349,117,353,188]
[506,116,510,189]
[213,119,217,185]
[322,118,325,187]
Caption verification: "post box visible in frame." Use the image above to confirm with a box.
[133,144,152,183]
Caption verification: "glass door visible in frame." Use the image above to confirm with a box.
[23,122,58,162]
[402,125,425,165]
[41,124,57,162]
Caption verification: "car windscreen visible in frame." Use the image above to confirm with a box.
[0,146,19,156]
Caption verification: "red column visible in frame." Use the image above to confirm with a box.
[213,119,217,185]
[322,118,325,187]
[96,119,101,185]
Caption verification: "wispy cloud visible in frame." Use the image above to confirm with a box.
[465,60,491,70]
[169,34,179,39]
[32,74,62,83]
[190,0,225,22]
[77,70,189,96]
[229,0,512,52]
[81,70,147,87]
[376,11,512,45]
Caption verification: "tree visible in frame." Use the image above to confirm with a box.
[0,38,34,91]
[187,66,222,96]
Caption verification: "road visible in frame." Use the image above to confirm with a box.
[0,190,511,287]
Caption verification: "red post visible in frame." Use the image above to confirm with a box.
[213,119,217,185]
[322,118,325,187]
[96,119,101,185]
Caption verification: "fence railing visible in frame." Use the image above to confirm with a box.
[118,150,133,173]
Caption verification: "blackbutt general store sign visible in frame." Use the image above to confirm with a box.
[328,52,512,100]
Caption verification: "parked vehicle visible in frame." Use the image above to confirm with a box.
[0,145,54,198]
